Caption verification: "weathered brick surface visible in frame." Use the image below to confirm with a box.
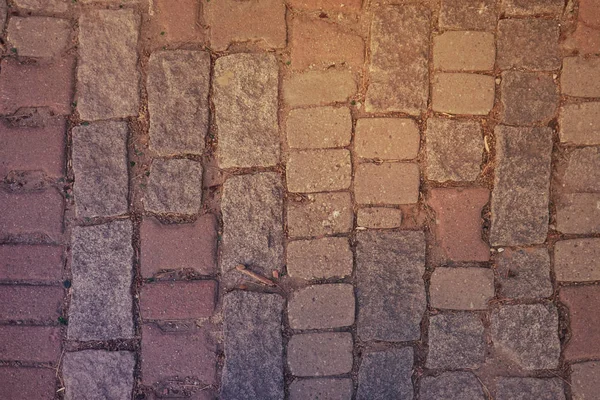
[288,284,355,329]
[564,24,600,55]
[0,367,57,400]
[366,5,429,114]
[560,285,600,360]
[72,121,128,218]
[7,17,70,59]
[439,0,496,30]
[0,285,63,321]
[355,118,420,160]
[420,372,485,400]
[145,0,204,48]
[287,149,351,193]
[580,0,600,27]
[433,31,495,71]
[555,239,600,282]
[501,0,565,15]
[68,221,133,340]
[284,70,356,107]
[0,189,64,239]
[354,163,420,205]
[0,326,61,362]
[556,193,600,234]
[13,0,69,12]
[356,231,426,342]
[432,73,495,115]
[286,107,351,149]
[287,237,353,280]
[0,245,63,282]
[500,72,559,125]
[287,192,353,237]
[287,333,353,376]
[148,51,210,155]
[559,102,600,145]
[214,54,280,168]
[357,348,413,400]
[141,281,216,320]
[430,267,494,310]
[289,378,353,400]
[496,248,553,299]
[496,378,565,400]
[357,207,402,229]
[571,361,600,400]
[497,19,560,70]
[426,313,485,369]
[562,57,600,97]
[560,147,600,192]
[287,0,362,12]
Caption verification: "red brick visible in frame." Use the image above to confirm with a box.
[580,0,600,28]
[0,245,63,282]
[0,285,63,321]
[140,215,217,278]
[140,280,216,320]
[144,0,204,49]
[564,24,600,55]
[0,189,64,238]
[0,57,74,115]
[141,323,216,385]
[560,285,600,361]
[0,367,57,400]
[0,326,61,362]
[429,188,490,263]
[288,0,362,12]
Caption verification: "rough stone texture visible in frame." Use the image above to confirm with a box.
[562,57,600,97]
[497,19,560,70]
[439,0,497,30]
[560,147,600,192]
[214,54,280,168]
[13,0,69,12]
[357,348,414,400]
[0,190,64,240]
[221,291,284,400]
[0,285,63,321]
[289,378,353,400]
[433,31,495,71]
[356,231,426,342]
[429,188,490,262]
[7,17,70,59]
[430,267,494,310]
[0,367,57,400]
[420,372,486,400]
[0,326,61,362]
[432,73,495,115]
[366,5,429,114]
[571,361,600,400]
[496,378,565,400]
[144,159,203,215]
[145,0,204,49]
[287,0,361,12]
[0,245,63,282]
[286,107,352,149]
[556,194,600,234]
[148,51,210,155]
[355,163,420,205]
[490,126,553,246]
[287,333,353,377]
[140,281,216,320]
[140,215,217,277]
[72,121,128,218]
[288,284,355,329]
[283,70,356,107]
[287,238,353,280]
[63,351,135,400]
[77,10,140,120]
[500,71,559,125]
[491,304,560,370]
[426,313,485,369]
[501,0,565,15]
[68,221,134,341]
[560,285,600,360]
[426,118,483,182]
[355,118,420,160]
[221,173,284,277]
[559,102,600,145]
[357,207,402,229]
[286,149,351,193]
[555,239,600,282]
[287,192,353,237]
[496,248,553,299]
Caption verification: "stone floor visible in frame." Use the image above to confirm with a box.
[0,0,599,399]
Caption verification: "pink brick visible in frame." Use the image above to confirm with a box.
[580,0,600,28]
[0,285,63,321]
[560,285,600,361]
[0,189,64,238]
[140,281,216,320]
[0,326,61,362]
[0,367,57,400]
[0,245,63,282]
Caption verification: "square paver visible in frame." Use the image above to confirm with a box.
[559,102,600,145]
[432,73,495,115]
[496,248,553,299]
[554,238,600,282]
[555,193,600,234]
[497,19,560,70]
[500,71,559,125]
[357,348,413,400]
[561,57,600,98]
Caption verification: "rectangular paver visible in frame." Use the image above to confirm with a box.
[287,192,353,237]
[556,193,600,234]
[283,70,356,107]
[140,280,216,320]
[287,332,353,376]
[288,284,355,330]
[562,57,600,97]
[0,367,57,400]
[0,189,64,240]
[286,107,352,149]
[355,118,420,160]
[555,238,600,282]
[0,285,63,322]
[0,325,61,362]
[560,285,600,361]
[286,149,352,193]
[0,245,63,282]
[559,102,600,145]
[429,267,494,310]
[433,31,495,71]
[286,237,353,280]
[354,163,420,205]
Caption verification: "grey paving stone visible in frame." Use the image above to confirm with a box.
[439,0,496,30]
[491,304,560,370]
[214,53,280,168]
[366,5,430,114]
[496,377,565,400]
[288,284,355,330]
[286,238,353,280]
[13,0,68,12]
[500,72,559,125]
[357,348,413,400]
[426,313,486,369]
[496,248,553,299]
[556,193,600,234]
[287,333,353,377]
[72,121,128,218]
[7,17,71,59]
[68,221,134,340]
[77,10,140,120]
[356,231,426,342]
[501,0,565,15]
[561,57,600,98]
[287,192,353,237]
[490,126,553,246]
[559,102,600,145]
[554,238,600,282]
[63,350,135,400]
[560,147,600,192]
[420,372,486,400]
[148,50,210,155]
[221,291,284,400]
[289,378,353,400]
[497,19,560,70]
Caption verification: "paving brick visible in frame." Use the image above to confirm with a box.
[0,367,57,400]
[141,323,216,386]
[0,285,62,321]
[288,284,354,329]
[426,118,483,182]
[430,267,494,310]
[562,57,600,97]
[287,107,352,149]
[356,231,426,342]
[355,163,420,205]
[287,0,362,12]
[501,0,565,15]
[491,304,560,370]
[496,378,565,400]
[556,193,600,234]
[560,147,600,192]
[148,51,210,155]
[13,0,69,12]
[77,10,140,120]
[560,285,600,360]
[432,73,495,115]
[287,192,353,237]
[68,221,133,341]
[357,348,413,400]
[141,215,217,278]
[144,158,203,215]
[563,24,600,55]
[289,378,353,400]
[7,17,70,59]
[284,70,356,107]
[214,53,279,168]
[288,333,353,377]
[420,372,485,400]
[496,248,553,299]
[555,239,600,282]
[490,126,553,246]
[0,325,61,362]
[429,188,489,262]
[355,118,420,160]
[0,57,74,115]
[287,237,353,280]
[559,102,600,145]
[72,121,128,218]
[433,31,495,71]
[427,313,485,369]
[0,189,64,239]
[580,0,600,27]
[63,351,135,400]
[357,207,402,229]
[497,19,560,70]
[140,281,216,320]
[571,361,600,400]
[439,0,496,30]
[221,291,284,400]
[366,5,429,114]
[145,0,203,48]
[0,245,63,282]
[287,149,351,193]
[501,72,559,125]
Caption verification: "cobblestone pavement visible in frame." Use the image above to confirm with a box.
[1,0,600,399]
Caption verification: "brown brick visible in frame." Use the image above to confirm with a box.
[355,163,420,205]
[287,237,353,280]
[497,19,560,71]
[7,17,71,59]
[556,194,600,234]
[439,0,496,30]
[571,361,600,400]
[0,189,64,239]
[580,0,600,28]
[555,239,600,282]
[0,286,63,321]
[140,281,216,320]
[289,378,353,400]
[287,333,353,376]
[433,31,495,71]
[288,284,355,329]
[0,326,61,362]
[430,267,494,310]
[287,149,351,193]
[562,57,600,98]
[357,207,402,229]
[560,147,600,192]
[287,192,353,237]
[286,107,352,149]
[0,245,63,282]
[144,0,204,49]
[287,0,362,12]
[560,285,600,360]
[355,118,420,160]
[432,73,495,115]
[284,70,357,107]
[563,24,600,55]
[559,102,600,145]
[0,367,57,400]
[501,0,565,15]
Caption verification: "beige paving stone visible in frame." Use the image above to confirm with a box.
[286,149,352,193]
[559,102,600,145]
[287,192,353,237]
[283,70,356,107]
[286,107,352,149]
[357,207,402,229]
[287,237,353,280]
[555,238,600,282]
[562,57,600,97]
[355,118,420,160]
[432,73,495,115]
[433,31,495,71]
[430,267,494,310]
[7,17,71,59]
[355,163,420,205]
